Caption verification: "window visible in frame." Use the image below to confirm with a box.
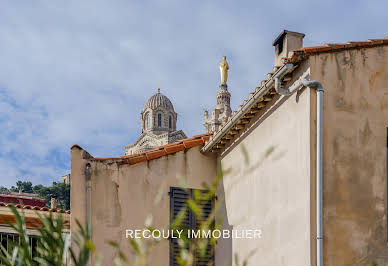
[276,40,283,54]
[169,116,172,129]
[158,113,162,127]
[145,113,150,129]
[0,233,39,262]
[169,187,214,266]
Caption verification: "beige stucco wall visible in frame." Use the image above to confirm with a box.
[219,67,313,266]
[71,146,217,266]
[309,46,388,265]
[70,45,388,266]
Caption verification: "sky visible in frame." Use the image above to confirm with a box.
[0,0,387,187]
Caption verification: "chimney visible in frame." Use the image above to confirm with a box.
[50,196,57,209]
[273,30,305,67]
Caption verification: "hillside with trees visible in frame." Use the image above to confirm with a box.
[0,181,70,210]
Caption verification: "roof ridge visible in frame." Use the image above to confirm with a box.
[0,193,45,201]
[91,132,213,166]
[287,38,388,62]
[202,36,388,153]
[0,202,70,214]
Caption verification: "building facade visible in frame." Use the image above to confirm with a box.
[125,88,187,155]
[0,193,70,264]
[62,174,71,184]
[203,31,388,265]
[70,134,216,265]
[71,31,388,265]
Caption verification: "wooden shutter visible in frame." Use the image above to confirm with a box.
[170,187,214,266]
[192,190,214,266]
[170,187,191,266]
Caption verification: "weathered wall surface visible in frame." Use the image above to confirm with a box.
[310,46,388,265]
[71,146,217,266]
[219,68,312,266]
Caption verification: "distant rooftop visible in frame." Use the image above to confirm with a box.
[0,192,46,208]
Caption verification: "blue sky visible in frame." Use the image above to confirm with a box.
[0,0,387,187]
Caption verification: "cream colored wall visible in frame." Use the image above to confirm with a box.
[70,146,88,236]
[71,146,217,266]
[309,46,388,265]
[219,75,312,266]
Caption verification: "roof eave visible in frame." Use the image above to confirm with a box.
[201,63,296,153]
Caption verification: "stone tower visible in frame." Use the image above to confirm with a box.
[125,88,187,155]
[204,57,232,132]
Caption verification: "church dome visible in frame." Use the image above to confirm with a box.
[140,88,179,137]
[144,89,174,111]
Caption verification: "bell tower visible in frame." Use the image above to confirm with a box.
[216,84,232,116]
[204,56,232,132]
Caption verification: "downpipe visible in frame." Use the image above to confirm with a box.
[303,80,324,266]
[85,163,92,266]
[275,76,324,266]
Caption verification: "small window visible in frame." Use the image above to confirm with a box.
[146,113,150,129]
[158,113,162,127]
[277,41,283,54]
[169,116,172,129]
[0,233,39,262]
[169,187,214,266]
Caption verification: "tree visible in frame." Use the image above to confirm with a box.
[32,182,70,210]
[0,186,9,193]
[15,181,33,193]
[2,181,70,210]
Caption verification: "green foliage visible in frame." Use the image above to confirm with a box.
[0,205,93,266]
[0,186,10,193]
[33,182,70,210]
[16,181,33,193]
[1,181,70,210]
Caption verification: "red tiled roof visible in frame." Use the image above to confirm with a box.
[286,38,388,63]
[0,202,70,214]
[0,193,46,208]
[89,132,213,166]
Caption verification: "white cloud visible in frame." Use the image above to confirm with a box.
[0,0,387,186]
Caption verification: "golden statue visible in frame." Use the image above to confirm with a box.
[219,56,229,85]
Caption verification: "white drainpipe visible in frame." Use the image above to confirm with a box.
[275,75,324,266]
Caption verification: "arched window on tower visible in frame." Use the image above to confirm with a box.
[158,113,162,127]
[145,113,150,129]
[169,115,172,129]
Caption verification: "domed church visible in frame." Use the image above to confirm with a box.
[125,88,187,155]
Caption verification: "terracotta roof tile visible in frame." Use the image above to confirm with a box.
[287,38,388,63]
[183,138,205,149]
[164,143,185,154]
[91,132,213,166]
[145,149,167,160]
[71,144,83,150]
[0,194,46,208]
[201,135,211,142]
[127,154,148,164]
[0,202,70,214]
